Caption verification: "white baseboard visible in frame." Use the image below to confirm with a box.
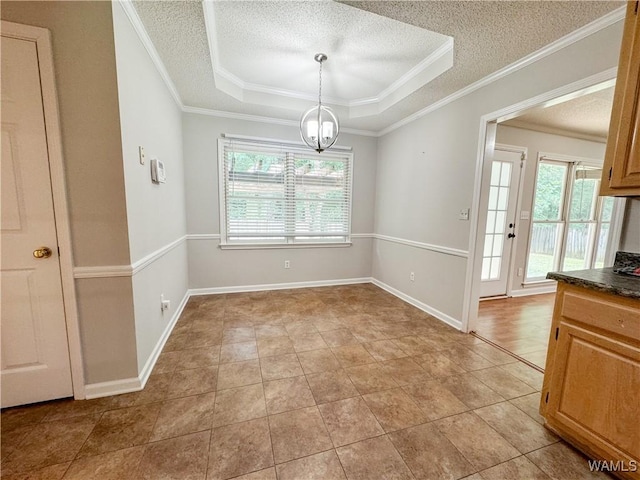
[84,289,190,399]
[189,277,373,296]
[510,283,557,297]
[371,278,462,330]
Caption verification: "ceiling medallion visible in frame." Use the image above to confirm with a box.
[300,53,340,153]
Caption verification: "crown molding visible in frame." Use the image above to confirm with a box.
[502,120,608,144]
[377,6,625,137]
[117,0,183,108]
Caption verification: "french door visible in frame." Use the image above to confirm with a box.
[525,157,617,282]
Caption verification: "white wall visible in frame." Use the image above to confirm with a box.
[373,21,624,326]
[112,2,188,375]
[182,113,378,289]
[495,125,607,292]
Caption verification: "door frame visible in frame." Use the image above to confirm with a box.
[482,143,528,299]
[463,68,618,333]
[2,21,85,399]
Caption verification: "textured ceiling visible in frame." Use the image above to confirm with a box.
[132,0,624,132]
[502,87,614,141]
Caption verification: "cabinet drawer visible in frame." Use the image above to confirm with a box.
[560,289,640,342]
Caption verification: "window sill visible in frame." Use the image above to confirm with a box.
[521,279,556,287]
[219,242,353,250]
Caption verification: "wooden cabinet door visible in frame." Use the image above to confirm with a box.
[601,1,640,195]
[546,320,640,470]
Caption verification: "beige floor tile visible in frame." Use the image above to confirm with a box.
[1,424,34,461]
[363,340,407,361]
[362,388,428,432]
[321,329,360,347]
[350,326,389,343]
[217,360,262,391]
[285,321,319,337]
[526,442,609,480]
[151,392,216,441]
[479,456,550,479]
[77,405,161,458]
[389,422,475,480]
[212,383,266,427]
[153,351,181,374]
[219,341,258,364]
[177,346,221,370]
[254,324,288,338]
[63,446,145,480]
[465,343,519,366]
[259,353,303,381]
[1,415,99,475]
[276,450,346,480]
[291,333,328,352]
[222,327,256,345]
[336,436,414,480]
[312,316,345,332]
[208,417,273,480]
[393,336,433,356]
[509,393,546,425]
[231,467,277,480]
[186,329,223,348]
[440,374,504,409]
[1,403,53,431]
[306,369,359,404]
[380,358,431,386]
[474,402,558,453]
[167,366,218,398]
[256,337,295,357]
[415,352,468,378]
[163,332,190,352]
[136,431,209,480]
[332,345,376,368]
[498,362,544,391]
[0,462,70,480]
[317,396,384,447]
[298,349,342,374]
[264,376,315,415]
[435,412,520,471]
[345,363,399,394]
[471,367,536,399]
[269,406,333,463]
[402,379,469,421]
[442,345,496,371]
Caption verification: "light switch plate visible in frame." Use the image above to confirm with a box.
[459,208,470,220]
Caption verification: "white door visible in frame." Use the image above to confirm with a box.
[1,35,73,407]
[479,148,522,298]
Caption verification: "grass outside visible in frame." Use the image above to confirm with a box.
[526,252,588,279]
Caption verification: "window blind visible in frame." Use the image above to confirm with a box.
[220,139,352,244]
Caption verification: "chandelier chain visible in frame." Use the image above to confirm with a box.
[318,58,323,108]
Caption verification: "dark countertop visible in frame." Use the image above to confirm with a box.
[547,268,640,299]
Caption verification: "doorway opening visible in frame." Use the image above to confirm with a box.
[466,72,627,371]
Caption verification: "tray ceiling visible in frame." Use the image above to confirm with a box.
[131,0,624,133]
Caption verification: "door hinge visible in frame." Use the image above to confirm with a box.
[635,1,638,14]
[545,392,549,404]
[555,327,559,340]
[609,167,612,180]
[57,246,60,256]
[520,152,525,162]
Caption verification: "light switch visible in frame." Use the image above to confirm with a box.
[459,208,470,221]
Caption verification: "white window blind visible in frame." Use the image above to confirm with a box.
[219,139,352,245]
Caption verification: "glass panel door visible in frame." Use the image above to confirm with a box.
[481,160,512,281]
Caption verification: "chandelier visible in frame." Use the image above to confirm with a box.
[300,53,340,153]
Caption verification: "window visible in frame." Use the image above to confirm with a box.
[526,157,617,281]
[218,139,352,246]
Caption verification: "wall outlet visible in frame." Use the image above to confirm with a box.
[139,146,146,165]
[284,260,290,269]
[410,272,415,281]
[459,208,470,221]
[517,267,523,277]
[160,294,170,312]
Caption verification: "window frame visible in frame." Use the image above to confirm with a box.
[217,138,354,249]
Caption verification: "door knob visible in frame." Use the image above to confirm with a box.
[33,246,53,259]
[507,233,516,239]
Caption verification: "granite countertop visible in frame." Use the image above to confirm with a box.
[547,267,640,299]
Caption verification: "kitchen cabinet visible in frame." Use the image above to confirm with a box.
[601,1,640,196]
[540,282,640,479]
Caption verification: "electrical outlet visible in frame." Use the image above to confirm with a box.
[410,272,415,281]
[139,146,146,165]
[160,294,170,312]
[284,260,290,269]
[459,208,470,221]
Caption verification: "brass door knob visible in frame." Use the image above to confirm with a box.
[33,246,53,259]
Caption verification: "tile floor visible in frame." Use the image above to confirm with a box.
[1,284,609,479]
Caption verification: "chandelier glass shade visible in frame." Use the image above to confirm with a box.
[300,53,339,153]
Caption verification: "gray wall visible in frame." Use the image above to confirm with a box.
[182,113,378,288]
[495,125,607,292]
[1,1,138,383]
[620,198,640,253]
[112,2,189,374]
[373,21,624,325]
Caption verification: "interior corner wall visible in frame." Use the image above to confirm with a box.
[495,125,607,293]
[1,1,138,384]
[620,198,640,253]
[112,2,188,376]
[373,21,624,326]
[182,113,377,289]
